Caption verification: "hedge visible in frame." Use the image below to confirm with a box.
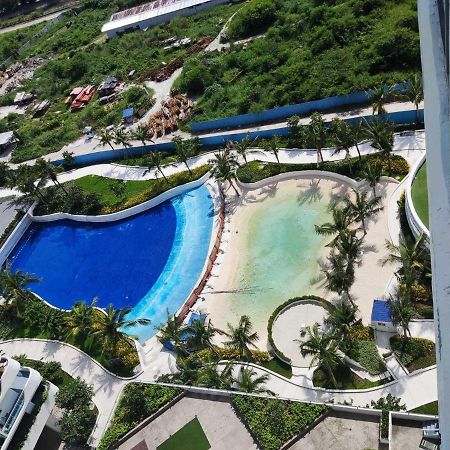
[236,154,409,184]
[380,409,389,440]
[231,394,328,450]
[97,383,182,450]
[267,295,332,365]
[347,339,386,376]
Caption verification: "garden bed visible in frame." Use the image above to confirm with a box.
[98,383,183,450]
[236,154,409,184]
[390,336,436,372]
[231,394,328,450]
[410,401,439,415]
[34,165,210,216]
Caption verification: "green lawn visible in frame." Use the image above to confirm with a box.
[260,358,293,379]
[411,162,429,228]
[410,401,439,415]
[390,335,436,372]
[157,418,210,450]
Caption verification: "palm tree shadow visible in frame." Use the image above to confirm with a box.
[297,179,323,205]
[224,183,278,217]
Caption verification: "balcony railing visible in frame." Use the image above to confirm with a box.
[1,392,24,435]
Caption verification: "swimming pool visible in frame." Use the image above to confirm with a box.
[8,184,214,341]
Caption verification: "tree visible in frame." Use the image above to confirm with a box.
[183,316,224,354]
[323,253,355,304]
[145,151,169,183]
[59,406,96,446]
[35,158,68,195]
[62,151,75,169]
[362,162,383,196]
[209,149,240,196]
[197,361,233,389]
[331,118,355,174]
[56,377,94,410]
[309,112,326,165]
[224,315,259,360]
[367,82,397,115]
[109,180,126,203]
[370,394,406,411]
[156,313,184,355]
[0,263,40,317]
[113,128,132,159]
[325,298,358,346]
[96,128,115,151]
[261,135,282,165]
[344,190,383,235]
[173,135,196,175]
[381,235,431,299]
[387,285,416,338]
[287,115,310,149]
[66,299,97,343]
[232,134,252,164]
[93,304,151,354]
[235,367,273,394]
[402,74,423,124]
[8,164,47,205]
[132,124,154,147]
[299,324,341,389]
[315,207,352,246]
[364,118,395,175]
[334,229,363,263]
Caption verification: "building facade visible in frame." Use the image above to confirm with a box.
[417,0,450,448]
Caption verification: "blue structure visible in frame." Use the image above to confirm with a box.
[122,108,134,124]
[370,299,395,331]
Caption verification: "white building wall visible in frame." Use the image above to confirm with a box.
[417,1,450,448]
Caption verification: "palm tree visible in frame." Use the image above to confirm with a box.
[315,207,352,246]
[35,158,68,195]
[9,165,47,205]
[174,354,203,385]
[93,304,151,354]
[114,128,132,159]
[156,313,185,355]
[0,263,40,317]
[209,149,240,196]
[145,151,169,183]
[364,118,395,175]
[309,112,326,165]
[183,317,224,354]
[232,134,252,164]
[334,229,363,263]
[367,83,397,116]
[224,315,259,360]
[331,118,355,174]
[344,190,383,235]
[235,367,273,394]
[66,299,97,342]
[132,124,154,148]
[325,298,358,345]
[173,136,194,175]
[261,136,282,165]
[96,128,115,151]
[402,74,423,124]
[362,162,383,197]
[387,285,416,338]
[287,115,310,149]
[299,324,341,389]
[323,253,355,304]
[381,235,431,298]
[197,361,233,389]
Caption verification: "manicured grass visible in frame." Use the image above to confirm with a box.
[260,358,293,379]
[157,417,210,450]
[390,336,436,372]
[313,365,388,390]
[411,162,429,228]
[410,401,439,415]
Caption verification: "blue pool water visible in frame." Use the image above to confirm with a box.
[9,185,214,341]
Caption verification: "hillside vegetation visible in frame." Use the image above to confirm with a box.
[178,0,420,122]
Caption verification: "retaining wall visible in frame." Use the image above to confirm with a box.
[52,108,424,167]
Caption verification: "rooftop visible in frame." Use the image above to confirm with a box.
[371,299,392,323]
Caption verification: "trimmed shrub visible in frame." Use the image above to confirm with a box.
[380,409,389,440]
[231,394,327,450]
[390,336,436,372]
[347,340,386,375]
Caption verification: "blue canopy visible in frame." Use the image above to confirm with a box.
[122,108,134,118]
[371,299,392,322]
